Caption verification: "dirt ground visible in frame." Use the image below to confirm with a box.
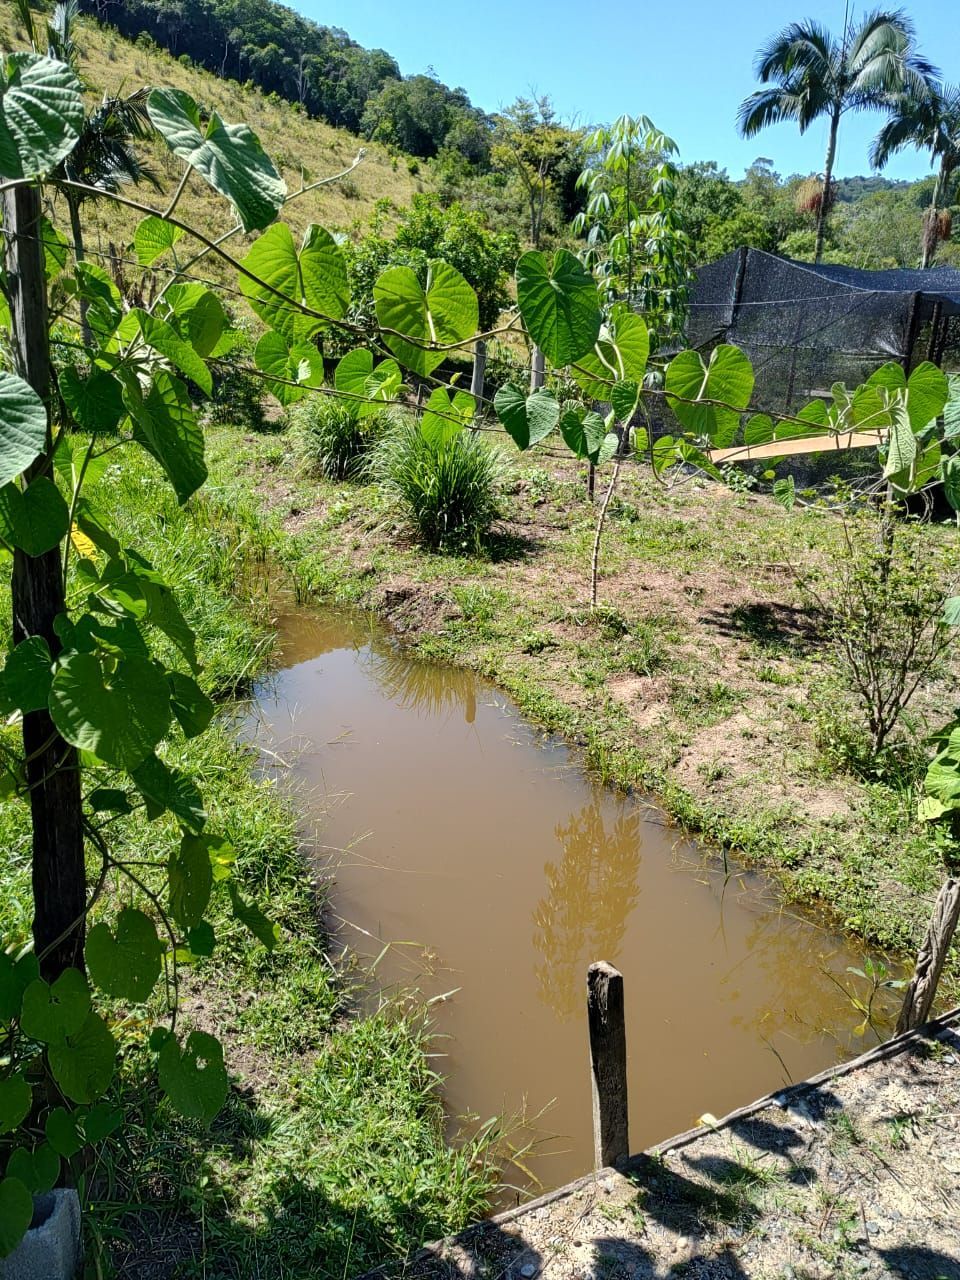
[366,1011,960,1280]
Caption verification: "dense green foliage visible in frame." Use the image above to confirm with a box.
[675,159,958,268]
[81,0,490,161]
[347,194,518,335]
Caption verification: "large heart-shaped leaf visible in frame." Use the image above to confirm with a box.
[6,1145,58,1196]
[516,249,601,368]
[0,1176,32,1259]
[420,388,474,448]
[86,909,163,1004]
[120,309,212,396]
[560,408,617,464]
[50,652,171,769]
[158,1030,228,1124]
[60,368,125,434]
[374,260,478,377]
[169,834,214,930]
[254,332,323,406]
[125,371,206,504]
[494,385,559,450]
[906,361,949,433]
[572,309,649,400]
[334,349,403,418]
[0,1076,31,1136]
[240,223,349,344]
[44,1108,82,1158]
[134,215,184,266]
[0,53,83,179]
[0,371,46,487]
[48,1010,116,1104]
[20,968,90,1044]
[0,476,69,555]
[665,345,754,445]
[0,635,52,714]
[164,284,228,358]
[147,89,285,231]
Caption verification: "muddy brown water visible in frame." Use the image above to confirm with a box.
[246,606,901,1198]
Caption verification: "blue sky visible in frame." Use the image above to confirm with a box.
[297,1,957,183]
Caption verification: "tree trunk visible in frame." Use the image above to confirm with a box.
[67,195,93,350]
[897,878,960,1033]
[4,183,86,983]
[591,462,621,608]
[470,338,487,409]
[921,163,946,269]
[814,109,841,265]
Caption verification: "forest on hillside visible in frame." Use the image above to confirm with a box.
[79,0,959,273]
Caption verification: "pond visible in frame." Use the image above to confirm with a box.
[246,604,900,1197]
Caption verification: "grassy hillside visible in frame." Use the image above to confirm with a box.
[0,2,429,270]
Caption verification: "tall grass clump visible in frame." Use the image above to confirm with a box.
[290,397,394,481]
[373,421,503,552]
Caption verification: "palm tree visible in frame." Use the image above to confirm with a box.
[737,8,937,263]
[871,82,960,267]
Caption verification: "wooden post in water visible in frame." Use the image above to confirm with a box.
[587,961,628,1170]
[897,878,960,1033]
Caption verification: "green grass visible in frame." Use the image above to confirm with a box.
[0,445,497,1279]
[371,422,505,553]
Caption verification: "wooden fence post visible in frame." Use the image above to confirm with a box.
[588,961,628,1170]
[897,878,960,1034]
[530,345,545,392]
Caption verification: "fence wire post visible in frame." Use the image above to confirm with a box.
[587,961,628,1170]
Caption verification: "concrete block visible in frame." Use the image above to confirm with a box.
[0,1189,82,1280]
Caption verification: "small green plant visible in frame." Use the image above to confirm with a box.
[373,422,502,552]
[844,957,908,1037]
[290,397,391,481]
[803,514,959,762]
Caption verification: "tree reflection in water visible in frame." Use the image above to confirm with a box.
[725,901,903,1065]
[533,798,643,1020]
[366,644,478,723]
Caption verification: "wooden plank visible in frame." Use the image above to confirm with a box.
[587,961,628,1170]
[708,430,885,465]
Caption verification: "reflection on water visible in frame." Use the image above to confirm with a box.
[247,605,903,1194]
[368,647,478,724]
[534,800,643,1020]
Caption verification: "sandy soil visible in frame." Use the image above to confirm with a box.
[368,1011,960,1280]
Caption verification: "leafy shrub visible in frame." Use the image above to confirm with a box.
[373,422,502,551]
[289,398,395,481]
[803,513,960,764]
[209,329,267,431]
